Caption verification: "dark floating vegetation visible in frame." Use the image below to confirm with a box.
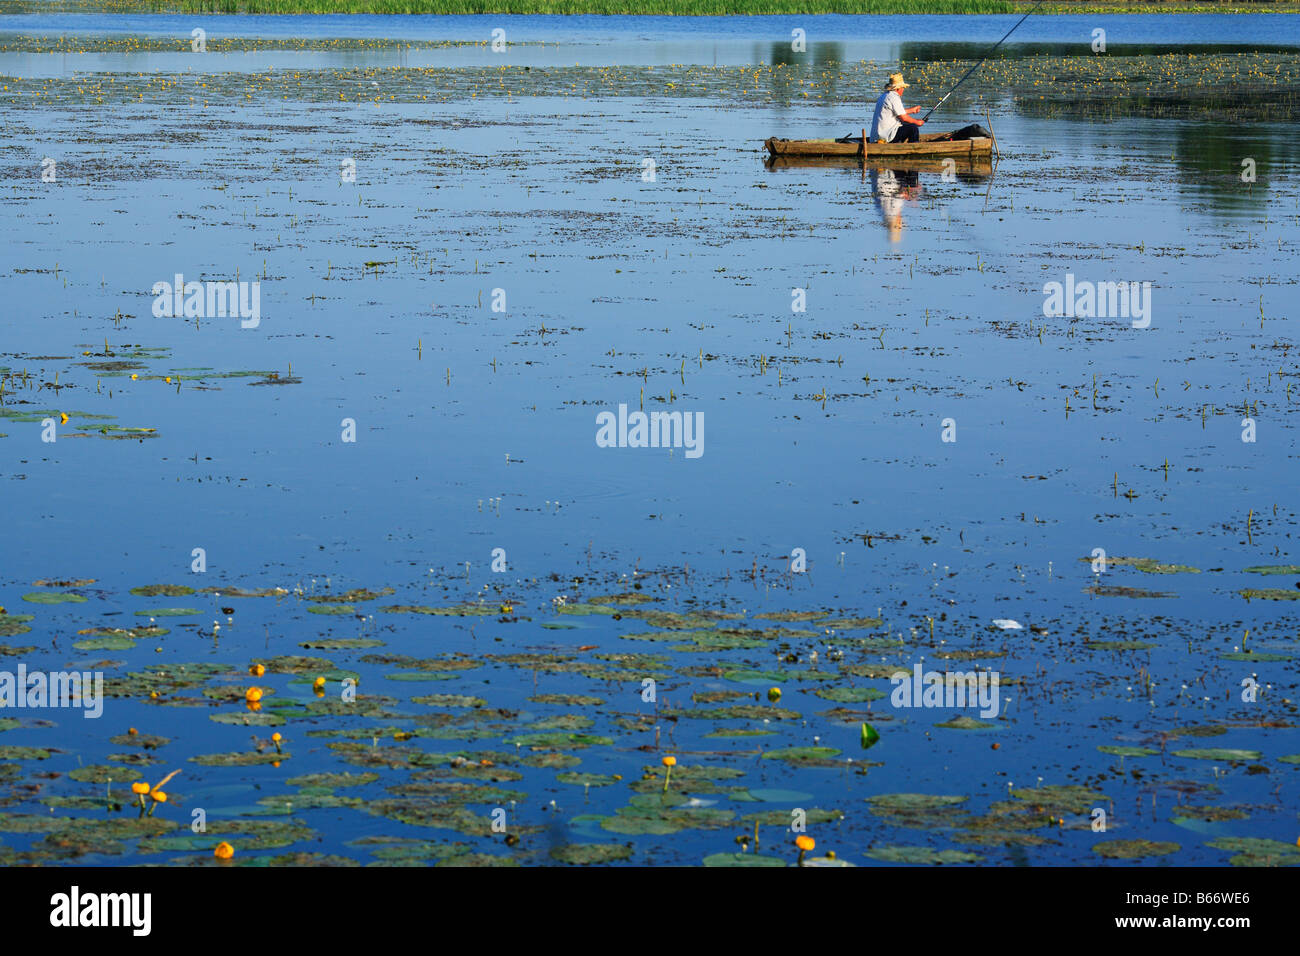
[2,50,1299,121]
[0,568,1292,866]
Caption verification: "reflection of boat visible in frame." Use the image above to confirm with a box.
[764,131,993,160]
[765,154,993,179]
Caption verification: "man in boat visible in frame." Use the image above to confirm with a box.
[869,72,925,145]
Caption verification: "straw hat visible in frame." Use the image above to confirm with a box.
[885,72,909,90]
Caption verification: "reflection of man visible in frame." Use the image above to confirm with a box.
[870,72,925,144]
[870,168,922,242]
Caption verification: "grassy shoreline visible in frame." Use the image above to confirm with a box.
[2,0,1298,15]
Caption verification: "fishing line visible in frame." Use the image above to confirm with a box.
[920,0,1047,123]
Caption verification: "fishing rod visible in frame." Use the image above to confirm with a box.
[920,0,1046,123]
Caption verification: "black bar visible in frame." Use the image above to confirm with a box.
[6,866,1280,943]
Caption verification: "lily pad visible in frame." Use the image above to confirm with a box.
[365,800,499,836]
[521,753,581,769]
[866,846,980,864]
[703,852,786,867]
[802,855,858,867]
[753,610,827,622]
[22,592,86,605]
[670,705,801,721]
[1011,785,1107,814]
[254,655,335,675]
[139,820,313,853]
[1172,749,1262,762]
[287,772,380,788]
[588,593,658,607]
[72,635,137,651]
[109,733,169,749]
[425,852,517,867]
[1084,585,1176,599]
[869,794,968,811]
[600,796,734,835]
[307,588,395,604]
[1093,839,1180,859]
[210,711,286,727]
[1206,837,1300,867]
[0,614,35,637]
[760,746,841,764]
[815,686,886,703]
[1170,806,1248,823]
[1173,725,1227,738]
[67,764,137,783]
[821,617,884,629]
[380,604,493,616]
[200,586,288,598]
[129,585,196,597]
[549,843,633,864]
[411,694,486,708]
[529,693,604,706]
[190,751,289,767]
[1088,557,1200,574]
[935,716,997,730]
[1098,746,1159,757]
[77,625,168,639]
[0,746,50,760]
[626,609,743,630]
[529,714,595,731]
[1239,589,1300,601]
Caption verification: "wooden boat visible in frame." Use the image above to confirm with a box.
[764,131,993,161]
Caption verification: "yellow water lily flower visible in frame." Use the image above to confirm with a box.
[795,835,815,865]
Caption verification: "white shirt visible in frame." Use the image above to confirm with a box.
[870,89,905,143]
[874,169,904,221]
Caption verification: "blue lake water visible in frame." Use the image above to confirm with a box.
[0,12,1296,866]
